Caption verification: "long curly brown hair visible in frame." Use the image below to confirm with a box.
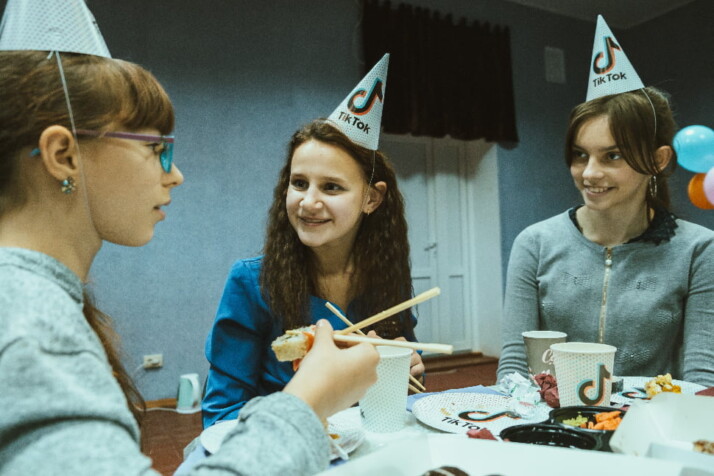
[261,119,414,338]
[0,51,175,440]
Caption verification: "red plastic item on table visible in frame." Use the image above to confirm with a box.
[466,428,497,440]
[533,373,560,408]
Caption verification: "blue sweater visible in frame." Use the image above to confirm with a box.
[202,256,417,428]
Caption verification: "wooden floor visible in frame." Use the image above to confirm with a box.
[143,409,203,475]
[143,355,498,475]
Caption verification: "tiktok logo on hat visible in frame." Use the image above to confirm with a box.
[585,15,643,101]
[347,77,384,115]
[592,37,620,75]
[328,53,389,150]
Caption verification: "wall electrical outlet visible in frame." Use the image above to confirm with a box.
[143,353,163,369]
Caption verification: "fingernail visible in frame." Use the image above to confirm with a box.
[316,319,326,327]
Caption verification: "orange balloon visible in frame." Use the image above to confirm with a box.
[688,174,714,209]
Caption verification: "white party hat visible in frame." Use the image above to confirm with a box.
[0,0,110,57]
[328,53,389,150]
[586,15,643,101]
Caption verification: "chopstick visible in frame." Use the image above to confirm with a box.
[336,287,441,336]
[332,333,453,355]
[326,302,427,393]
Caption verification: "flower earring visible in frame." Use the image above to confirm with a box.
[61,176,76,194]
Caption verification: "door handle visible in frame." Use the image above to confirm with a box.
[424,242,437,251]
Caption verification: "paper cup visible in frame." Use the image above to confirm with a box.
[522,330,567,376]
[359,345,411,432]
[551,342,617,407]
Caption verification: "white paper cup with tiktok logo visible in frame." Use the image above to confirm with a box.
[551,342,617,407]
[522,330,567,376]
[359,345,412,432]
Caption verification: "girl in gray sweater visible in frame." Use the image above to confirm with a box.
[0,50,378,475]
[498,87,714,388]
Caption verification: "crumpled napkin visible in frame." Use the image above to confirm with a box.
[498,373,541,417]
[533,373,560,408]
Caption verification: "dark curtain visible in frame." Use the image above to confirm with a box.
[362,0,518,143]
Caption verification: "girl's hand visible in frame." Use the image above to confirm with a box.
[367,330,425,380]
[284,320,379,421]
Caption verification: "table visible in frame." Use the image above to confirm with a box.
[178,382,714,475]
[322,385,714,475]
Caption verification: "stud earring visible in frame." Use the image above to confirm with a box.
[61,176,76,194]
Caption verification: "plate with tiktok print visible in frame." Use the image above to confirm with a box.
[412,393,550,435]
[610,376,705,405]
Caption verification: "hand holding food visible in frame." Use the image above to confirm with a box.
[282,320,379,421]
[272,324,450,372]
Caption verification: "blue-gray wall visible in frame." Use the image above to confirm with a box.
[4,0,710,400]
[628,2,714,227]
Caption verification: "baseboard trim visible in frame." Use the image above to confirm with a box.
[143,355,498,407]
[423,351,498,372]
[146,397,177,409]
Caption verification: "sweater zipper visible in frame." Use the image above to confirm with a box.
[598,248,613,343]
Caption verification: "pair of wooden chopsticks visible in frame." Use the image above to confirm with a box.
[336,287,442,336]
[325,287,451,394]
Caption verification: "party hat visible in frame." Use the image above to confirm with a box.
[0,0,110,57]
[328,53,389,150]
[585,15,643,101]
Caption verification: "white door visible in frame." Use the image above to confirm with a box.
[381,134,503,357]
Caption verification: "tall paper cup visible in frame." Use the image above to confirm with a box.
[522,330,567,376]
[551,342,617,407]
[359,345,411,432]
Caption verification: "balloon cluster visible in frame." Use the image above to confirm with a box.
[675,125,714,209]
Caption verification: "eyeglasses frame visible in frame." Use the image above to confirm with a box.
[30,128,175,173]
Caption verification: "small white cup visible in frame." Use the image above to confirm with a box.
[359,345,411,432]
[551,342,617,407]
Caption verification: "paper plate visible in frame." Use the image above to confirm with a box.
[610,376,705,405]
[201,410,364,461]
[200,419,237,454]
[412,393,550,435]
[325,407,365,460]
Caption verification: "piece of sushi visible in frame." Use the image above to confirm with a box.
[271,326,315,364]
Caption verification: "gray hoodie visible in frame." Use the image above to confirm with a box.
[0,247,329,476]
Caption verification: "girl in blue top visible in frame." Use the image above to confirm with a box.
[203,119,423,427]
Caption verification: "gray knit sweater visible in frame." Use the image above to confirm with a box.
[497,211,714,387]
[0,247,329,475]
